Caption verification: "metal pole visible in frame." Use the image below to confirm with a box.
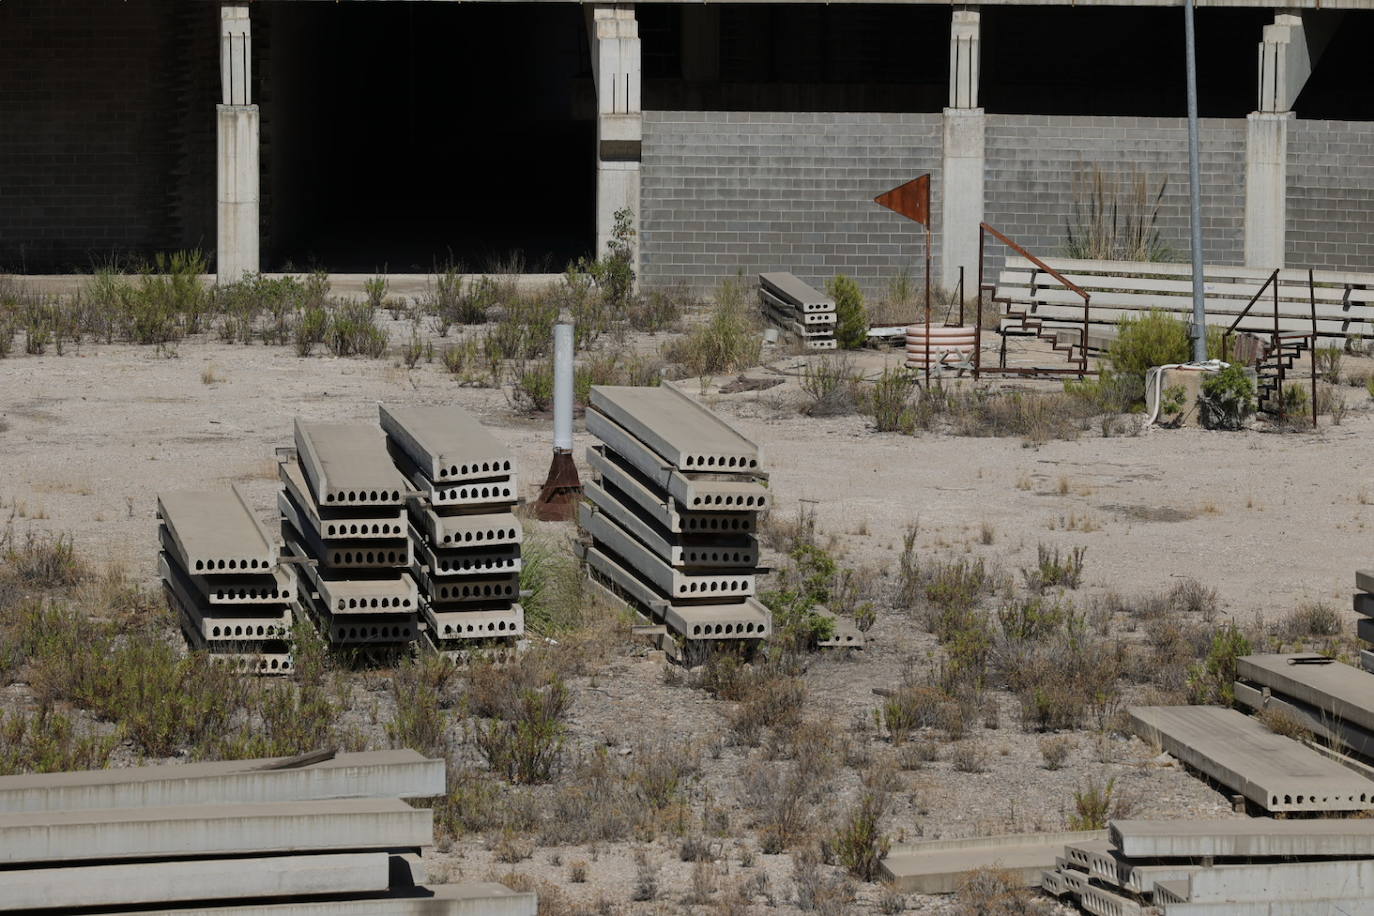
[553,322,574,452]
[1184,0,1207,363]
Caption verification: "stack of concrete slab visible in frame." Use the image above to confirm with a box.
[158,485,294,674]
[1233,653,1374,764]
[379,404,524,657]
[0,749,537,914]
[280,420,419,649]
[878,830,1108,894]
[758,272,838,350]
[582,385,772,647]
[1354,569,1374,673]
[1044,818,1374,916]
[1129,705,1374,814]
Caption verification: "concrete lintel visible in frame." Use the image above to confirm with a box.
[942,107,985,296]
[1243,111,1290,269]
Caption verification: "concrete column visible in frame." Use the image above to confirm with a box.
[590,5,641,274]
[1243,9,1334,268]
[1244,112,1291,269]
[941,9,983,296]
[217,5,259,280]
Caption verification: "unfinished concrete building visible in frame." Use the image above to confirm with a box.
[3,1,1371,296]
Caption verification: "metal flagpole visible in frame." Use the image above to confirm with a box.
[1184,0,1207,363]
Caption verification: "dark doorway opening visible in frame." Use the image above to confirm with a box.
[261,3,594,273]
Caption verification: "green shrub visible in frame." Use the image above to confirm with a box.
[833,782,891,881]
[662,277,762,378]
[1069,776,1116,830]
[1186,625,1251,704]
[472,679,569,784]
[589,207,636,311]
[865,367,916,433]
[1199,364,1254,430]
[1102,310,1190,408]
[510,360,554,413]
[827,274,869,349]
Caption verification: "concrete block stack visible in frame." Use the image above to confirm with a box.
[280,420,419,649]
[0,750,537,915]
[379,405,523,657]
[1355,569,1374,673]
[1044,818,1374,916]
[581,385,772,649]
[758,272,838,350]
[157,485,294,674]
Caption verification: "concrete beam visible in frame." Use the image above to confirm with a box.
[128,883,537,916]
[157,486,277,573]
[0,752,441,812]
[878,830,1108,894]
[589,385,761,472]
[1183,858,1374,904]
[1236,654,1374,734]
[1111,817,1374,859]
[0,852,388,911]
[1244,111,1290,269]
[949,9,980,110]
[0,798,431,863]
[1257,10,1340,113]
[585,409,770,510]
[590,5,641,272]
[1129,705,1374,813]
[379,405,515,485]
[294,421,408,508]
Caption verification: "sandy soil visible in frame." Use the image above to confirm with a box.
[1,327,1369,914]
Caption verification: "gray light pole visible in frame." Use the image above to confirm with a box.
[1184,0,1207,362]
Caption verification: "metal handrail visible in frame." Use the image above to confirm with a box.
[1220,268,1279,362]
[1220,266,1319,428]
[975,222,1091,379]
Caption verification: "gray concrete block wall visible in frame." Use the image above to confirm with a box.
[1287,120,1374,273]
[640,111,944,298]
[983,116,1247,274]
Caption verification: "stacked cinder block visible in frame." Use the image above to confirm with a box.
[581,385,771,649]
[1355,569,1374,673]
[379,405,523,656]
[280,420,419,648]
[0,750,538,915]
[1044,818,1374,916]
[758,272,838,350]
[157,485,294,674]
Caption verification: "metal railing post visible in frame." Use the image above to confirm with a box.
[974,229,984,380]
[1310,268,1318,428]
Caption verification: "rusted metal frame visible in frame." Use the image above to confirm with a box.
[1221,267,1280,363]
[975,230,985,379]
[977,222,1096,379]
[1274,275,1286,420]
[956,266,966,327]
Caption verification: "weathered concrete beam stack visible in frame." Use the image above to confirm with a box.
[280,420,419,648]
[157,485,294,674]
[758,272,838,350]
[0,750,538,914]
[582,385,772,647]
[1232,652,1374,763]
[379,405,524,657]
[1355,569,1374,673]
[1044,818,1374,916]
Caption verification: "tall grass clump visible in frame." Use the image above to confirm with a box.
[1065,165,1171,262]
[662,276,762,378]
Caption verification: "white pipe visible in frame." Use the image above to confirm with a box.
[1145,359,1229,426]
[553,322,574,451]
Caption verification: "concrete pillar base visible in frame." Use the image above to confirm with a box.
[1244,111,1291,270]
[941,108,985,296]
[217,104,259,281]
[596,159,640,268]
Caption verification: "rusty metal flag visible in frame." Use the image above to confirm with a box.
[874,174,930,226]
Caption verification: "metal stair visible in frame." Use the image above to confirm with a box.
[1253,333,1313,416]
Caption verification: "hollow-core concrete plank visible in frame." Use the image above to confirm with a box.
[158,486,277,573]
[294,420,408,507]
[1128,706,1374,813]
[585,481,757,569]
[0,751,441,812]
[0,798,431,863]
[114,882,538,916]
[590,385,761,471]
[1232,682,1374,760]
[280,459,406,539]
[0,852,389,911]
[759,272,835,311]
[586,446,757,536]
[423,604,525,640]
[580,504,755,599]
[1357,570,1374,594]
[393,448,517,508]
[1354,592,1374,618]
[380,404,515,483]
[1111,818,1374,859]
[585,410,769,510]
[409,505,522,549]
[1161,898,1374,916]
[1237,654,1374,734]
[1184,858,1374,903]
